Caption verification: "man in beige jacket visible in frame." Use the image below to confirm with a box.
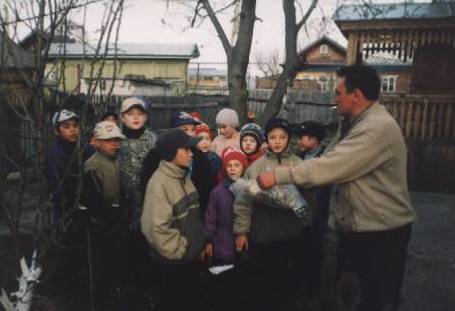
[257,65,415,311]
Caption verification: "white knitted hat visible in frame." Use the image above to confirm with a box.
[215,108,239,127]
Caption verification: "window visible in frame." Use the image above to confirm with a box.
[318,76,329,91]
[320,44,328,55]
[381,75,397,93]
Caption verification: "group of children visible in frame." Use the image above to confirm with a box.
[47,97,328,311]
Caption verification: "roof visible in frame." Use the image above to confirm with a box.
[365,52,412,66]
[297,35,347,58]
[0,32,35,68]
[334,2,455,22]
[188,67,226,76]
[48,42,200,60]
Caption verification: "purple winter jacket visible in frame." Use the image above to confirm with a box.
[204,179,235,263]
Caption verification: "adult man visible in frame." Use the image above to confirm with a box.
[256,65,415,311]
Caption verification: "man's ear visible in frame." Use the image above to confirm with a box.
[353,88,366,102]
[54,128,60,136]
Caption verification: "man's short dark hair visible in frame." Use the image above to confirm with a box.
[336,65,380,101]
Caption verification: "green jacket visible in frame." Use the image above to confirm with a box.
[141,160,204,265]
[119,128,156,229]
[234,149,307,243]
[274,103,415,233]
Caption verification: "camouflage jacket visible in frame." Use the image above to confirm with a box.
[119,128,157,229]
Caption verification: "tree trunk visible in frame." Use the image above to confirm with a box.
[228,61,249,125]
[258,0,298,125]
[201,0,256,125]
[229,0,256,125]
[257,0,317,126]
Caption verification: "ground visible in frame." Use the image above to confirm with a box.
[1,190,455,310]
[400,192,455,311]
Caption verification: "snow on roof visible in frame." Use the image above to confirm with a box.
[334,2,455,22]
[365,51,412,66]
[188,67,227,76]
[48,42,200,59]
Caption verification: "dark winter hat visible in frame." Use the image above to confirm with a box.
[169,111,201,128]
[240,123,264,153]
[297,121,326,142]
[155,128,202,161]
[264,117,291,141]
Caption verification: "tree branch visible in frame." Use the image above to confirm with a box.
[296,0,318,30]
[200,0,232,58]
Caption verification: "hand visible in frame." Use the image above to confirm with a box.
[201,244,213,261]
[256,171,276,190]
[235,234,248,252]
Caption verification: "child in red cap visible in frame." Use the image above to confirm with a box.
[203,147,248,263]
[202,147,249,310]
[195,122,222,184]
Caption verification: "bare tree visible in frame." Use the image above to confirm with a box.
[258,0,318,125]
[166,0,318,125]
[0,0,124,307]
[254,49,281,78]
[192,0,257,124]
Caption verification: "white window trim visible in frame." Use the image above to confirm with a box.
[320,44,328,55]
[381,75,398,93]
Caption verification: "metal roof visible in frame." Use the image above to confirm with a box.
[334,2,455,21]
[188,67,227,76]
[48,42,200,59]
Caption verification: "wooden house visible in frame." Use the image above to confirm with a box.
[334,0,455,192]
[46,42,200,96]
[187,67,228,95]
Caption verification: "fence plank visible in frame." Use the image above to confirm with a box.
[421,98,429,140]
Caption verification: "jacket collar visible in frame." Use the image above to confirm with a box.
[266,147,293,160]
[159,160,189,179]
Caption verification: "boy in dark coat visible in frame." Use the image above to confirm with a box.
[81,121,128,309]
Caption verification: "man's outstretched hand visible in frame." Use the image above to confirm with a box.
[256,171,277,190]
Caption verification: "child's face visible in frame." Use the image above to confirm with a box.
[121,108,147,130]
[179,124,196,137]
[298,135,319,151]
[172,147,193,168]
[95,138,121,156]
[197,132,211,153]
[218,124,236,139]
[226,159,244,181]
[241,136,258,155]
[56,120,80,143]
[267,128,289,154]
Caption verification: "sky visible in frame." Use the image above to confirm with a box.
[6,0,431,67]
[80,0,345,64]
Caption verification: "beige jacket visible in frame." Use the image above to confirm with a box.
[274,103,415,233]
[141,160,204,264]
[210,131,241,157]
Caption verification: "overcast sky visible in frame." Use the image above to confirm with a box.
[80,0,344,64]
[8,0,431,66]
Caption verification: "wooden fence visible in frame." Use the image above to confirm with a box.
[381,94,455,141]
[89,94,229,130]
